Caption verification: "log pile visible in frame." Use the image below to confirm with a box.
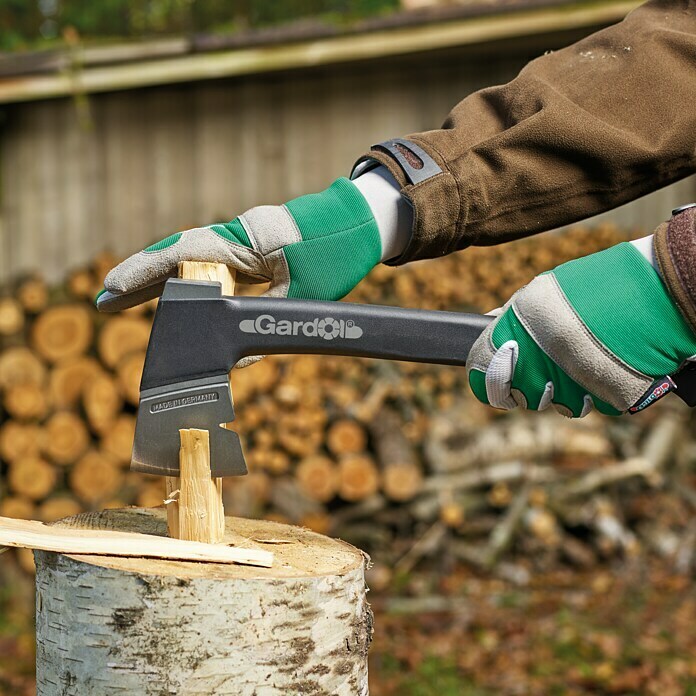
[2,225,695,581]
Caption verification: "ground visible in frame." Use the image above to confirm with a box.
[2,557,696,695]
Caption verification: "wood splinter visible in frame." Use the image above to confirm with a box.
[178,429,225,544]
[166,261,234,542]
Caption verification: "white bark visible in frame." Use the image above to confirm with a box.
[35,508,371,695]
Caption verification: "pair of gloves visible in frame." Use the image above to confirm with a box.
[98,177,696,418]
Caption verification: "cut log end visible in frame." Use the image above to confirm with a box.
[31,304,92,363]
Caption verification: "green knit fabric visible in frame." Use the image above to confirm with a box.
[283,178,381,300]
[144,232,182,253]
[285,177,376,242]
[468,369,489,405]
[554,243,696,377]
[285,224,381,300]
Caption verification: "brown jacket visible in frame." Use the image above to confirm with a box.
[354,0,696,260]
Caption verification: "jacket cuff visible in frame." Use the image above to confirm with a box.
[352,138,464,266]
[654,205,696,334]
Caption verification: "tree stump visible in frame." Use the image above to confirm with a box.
[35,507,372,695]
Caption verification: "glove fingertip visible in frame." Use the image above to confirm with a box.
[468,369,490,405]
[95,288,130,313]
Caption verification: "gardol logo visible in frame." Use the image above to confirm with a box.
[239,315,363,341]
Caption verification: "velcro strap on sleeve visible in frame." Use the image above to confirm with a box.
[370,139,442,185]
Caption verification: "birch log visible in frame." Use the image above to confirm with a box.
[35,507,372,696]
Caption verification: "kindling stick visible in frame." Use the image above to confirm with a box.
[165,262,235,542]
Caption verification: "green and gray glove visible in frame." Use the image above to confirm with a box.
[97,177,382,312]
[467,240,696,417]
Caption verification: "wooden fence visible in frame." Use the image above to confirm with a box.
[0,40,693,284]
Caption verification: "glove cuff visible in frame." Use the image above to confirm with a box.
[654,205,696,334]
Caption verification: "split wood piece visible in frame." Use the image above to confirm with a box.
[166,261,234,541]
[0,347,47,390]
[34,508,369,696]
[0,297,24,335]
[31,304,92,363]
[1,512,271,566]
[178,429,225,544]
[16,276,48,313]
[164,476,180,537]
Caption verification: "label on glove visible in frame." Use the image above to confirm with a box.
[627,376,676,414]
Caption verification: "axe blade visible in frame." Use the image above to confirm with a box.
[132,374,247,477]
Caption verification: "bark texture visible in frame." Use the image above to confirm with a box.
[35,507,371,696]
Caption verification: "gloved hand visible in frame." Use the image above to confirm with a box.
[96,177,382,312]
[467,240,696,417]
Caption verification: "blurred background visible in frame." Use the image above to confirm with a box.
[1,1,696,694]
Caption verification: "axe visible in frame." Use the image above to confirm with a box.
[129,278,491,477]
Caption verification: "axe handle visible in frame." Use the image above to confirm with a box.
[142,285,493,390]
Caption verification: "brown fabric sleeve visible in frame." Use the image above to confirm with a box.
[354,0,696,265]
[655,206,696,333]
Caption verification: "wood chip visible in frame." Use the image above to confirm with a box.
[0,515,273,567]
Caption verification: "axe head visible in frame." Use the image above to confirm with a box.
[132,375,247,477]
[131,279,248,477]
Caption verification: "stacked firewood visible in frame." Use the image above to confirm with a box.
[2,224,694,579]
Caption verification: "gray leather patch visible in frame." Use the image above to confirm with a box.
[239,205,301,255]
[466,319,498,374]
[512,273,651,411]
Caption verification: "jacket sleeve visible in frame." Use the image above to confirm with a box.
[353,0,696,264]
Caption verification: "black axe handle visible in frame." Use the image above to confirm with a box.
[141,279,492,390]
